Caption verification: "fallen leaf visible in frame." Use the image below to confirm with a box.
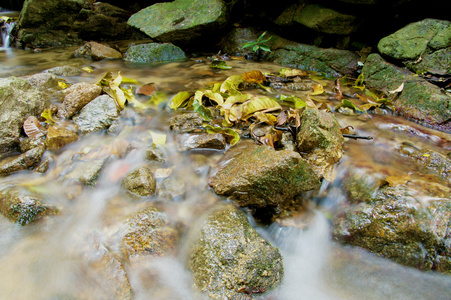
[203,124,240,146]
[23,116,45,138]
[210,60,232,69]
[279,68,308,77]
[136,84,156,96]
[389,82,404,94]
[149,130,166,146]
[169,91,193,109]
[242,70,266,84]
[310,84,324,95]
[382,174,411,187]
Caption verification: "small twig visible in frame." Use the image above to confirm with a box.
[342,134,373,140]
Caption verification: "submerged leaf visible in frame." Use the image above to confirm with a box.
[210,60,232,69]
[382,174,411,187]
[310,84,324,95]
[81,66,94,73]
[203,124,240,146]
[136,83,156,96]
[242,70,266,84]
[149,130,167,146]
[279,68,308,77]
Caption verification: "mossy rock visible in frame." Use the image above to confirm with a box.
[124,43,186,63]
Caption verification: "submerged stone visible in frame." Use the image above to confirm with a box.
[121,206,179,259]
[0,187,57,225]
[209,143,320,208]
[176,133,226,151]
[124,42,186,63]
[188,204,283,299]
[121,165,157,197]
[0,145,45,177]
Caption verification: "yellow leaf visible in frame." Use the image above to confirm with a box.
[423,153,430,157]
[242,95,281,120]
[57,80,70,89]
[169,91,193,109]
[220,94,250,110]
[220,75,243,94]
[149,131,166,146]
[81,66,94,73]
[279,68,308,77]
[310,84,324,95]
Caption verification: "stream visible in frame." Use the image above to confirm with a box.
[1,45,451,299]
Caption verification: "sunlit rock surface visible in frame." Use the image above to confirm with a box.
[188,204,283,299]
[209,143,321,208]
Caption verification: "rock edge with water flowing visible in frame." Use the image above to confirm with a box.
[188,204,284,299]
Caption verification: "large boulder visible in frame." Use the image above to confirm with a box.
[15,0,143,49]
[188,204,283,299]
[127,0,228,45]
[0,75,58,155]
[124,43,186,63]
[362,53,451,132]
[209,143,321,208]
[267,35,360,76]
[333,185,451,273]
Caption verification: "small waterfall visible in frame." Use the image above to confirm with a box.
[0,21,15,49]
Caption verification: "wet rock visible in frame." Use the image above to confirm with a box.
[124,42,186,63]
[127,0,228,45]
[144,146,166,163]
[293,4,358,35]
[121,206,179,259]
[169,112,203,132]
[64,158,106,186]
[188,204,283,299]
[177,133,226,151]
[19,137,45,153]
[121,165,157,197]
[43,65,83,77]
[209,143,321,208]
[362,53,451,132]
[157,173,186,201]
[268,36,360,76]
[74,41,123,60]
[15,0,142,49]
[342,168,380,204]
[45,125,78,151]
[218,28,260,56]
[296,108,344,181]
[72,95,120,134]
[397,144,451,184]
[0,187,57,225]
[378,19,450,61]
[58,82,102,119]
[0,145,45,177]
[24,73,60,90]
[333,185,451,273]
[0,77,48,154]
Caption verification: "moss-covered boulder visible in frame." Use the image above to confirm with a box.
[378,19,450,61]
[268,37,360,76]
[297,108,344,181]
[333,185,451,273]
[362,53,451,132]
[188,204,283,299]
[0,187,57,225]
[121,206,179,259]
[209,143,321,208]
[127,0,228,44]
[121,165,157,197]
[124,43,186,63]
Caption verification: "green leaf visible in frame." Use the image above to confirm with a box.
[353,73,365,91]
[338,99,365,112]
[210,60,232,70]
[192,91,213,121]
[279,94,306,109]
[259,45,271,52]
[203,124,240,146]
[170,91,193,109]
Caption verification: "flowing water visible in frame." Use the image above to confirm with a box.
[0,46,451,299]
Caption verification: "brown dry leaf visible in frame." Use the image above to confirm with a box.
[136,84,156,96]
[382,174,411,187]
[310,84,324,95]
[242,70,266,84]
[340,125,354,135]
[23,116,45,138]
[334,78,344,100]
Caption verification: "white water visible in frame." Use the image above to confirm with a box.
[0,21,15,50]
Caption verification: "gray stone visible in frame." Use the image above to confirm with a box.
[73,95,119,134]
[189,204,283,299]
[124,43,186,63]
[177,133,226,151]
[169,112,203,132]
